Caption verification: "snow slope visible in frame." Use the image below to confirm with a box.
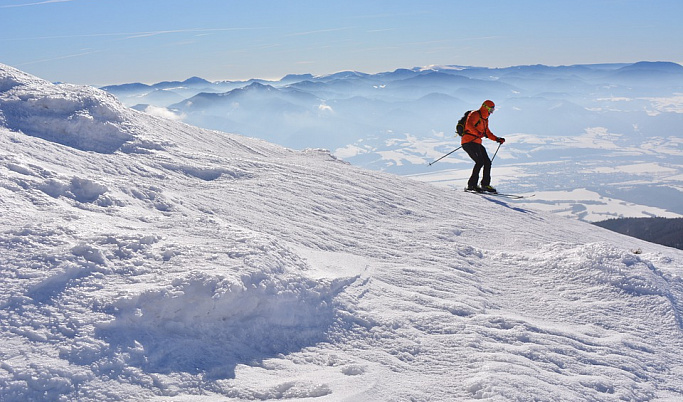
[1,63,683,401]
[104,63,683,222]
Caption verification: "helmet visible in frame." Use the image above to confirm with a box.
[481,100,495,115]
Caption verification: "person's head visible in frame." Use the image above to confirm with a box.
[480,100,495,118]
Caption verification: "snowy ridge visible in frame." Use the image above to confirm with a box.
[1,63,683,400]
[1,64,131,153]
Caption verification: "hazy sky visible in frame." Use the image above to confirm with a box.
[2,0,682,85]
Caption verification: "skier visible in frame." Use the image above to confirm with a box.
[462,100,505,193]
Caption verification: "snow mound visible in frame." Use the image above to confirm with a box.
[95,270,352,379]
[0,63,139,153]
[39,176,113,205]
[159,161,254,181]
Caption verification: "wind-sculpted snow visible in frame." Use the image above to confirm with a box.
[96,269,351,380]
[1,65,683,400]
[0,64,155,154]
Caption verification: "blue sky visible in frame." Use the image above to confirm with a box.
[2,0,682,85]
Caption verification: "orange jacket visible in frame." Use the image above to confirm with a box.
[461,105,499,145]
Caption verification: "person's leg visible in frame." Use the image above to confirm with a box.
[479,145,492,187]
[462,142,484,189]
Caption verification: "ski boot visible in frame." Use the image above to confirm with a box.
[480,185,497,193]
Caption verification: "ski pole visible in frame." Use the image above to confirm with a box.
[428,146,462,166]
[490,142,502,163]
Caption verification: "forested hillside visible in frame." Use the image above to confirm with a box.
[593,217,683,250]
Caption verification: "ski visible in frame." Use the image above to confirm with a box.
[464,189,533,199]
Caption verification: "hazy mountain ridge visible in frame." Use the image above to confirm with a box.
[102,62,683,144]
[102,62,683,139]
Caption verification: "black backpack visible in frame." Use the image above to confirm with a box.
[455,110,473,136]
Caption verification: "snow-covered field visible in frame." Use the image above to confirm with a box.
[408,127,683,222]
[2,63,683,401]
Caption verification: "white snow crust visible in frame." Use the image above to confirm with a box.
[1,63,683,401]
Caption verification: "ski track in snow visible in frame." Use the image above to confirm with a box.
[1,63,683,401]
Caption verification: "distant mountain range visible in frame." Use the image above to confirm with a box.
[102,62,683,222]
[102,61,683,147]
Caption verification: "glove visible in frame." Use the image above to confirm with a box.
[496,137,506,144]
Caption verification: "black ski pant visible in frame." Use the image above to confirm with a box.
[462,142,491,188]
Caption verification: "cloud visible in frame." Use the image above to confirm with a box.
[642,95,683,114]
[122,27,268,40]
[0,0,73,8]
[143,105,185,121]
[286,27,353,37]
[367,28,396,33]
[19,49,102,66]
[318,103,333,113]
[2,27,268,42]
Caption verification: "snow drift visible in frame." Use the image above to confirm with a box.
[1,63,683,401]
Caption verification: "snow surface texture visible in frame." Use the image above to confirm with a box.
[1,63,683,401]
